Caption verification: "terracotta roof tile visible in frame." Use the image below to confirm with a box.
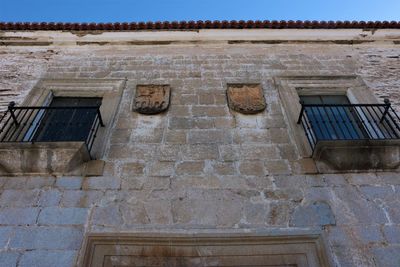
[0,20,399,31]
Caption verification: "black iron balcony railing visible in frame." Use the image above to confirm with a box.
[0,102,104,155]
[297,99,400,151]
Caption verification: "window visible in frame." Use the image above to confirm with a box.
[299,95,367,141]
[275,75,400,172]
[1,97,104,155]
[0,78,125,176]
[298,95,400,151]
[28,97,103,144]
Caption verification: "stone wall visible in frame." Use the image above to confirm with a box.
[0,32,399,267]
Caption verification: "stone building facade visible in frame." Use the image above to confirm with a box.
[0,21,399,266]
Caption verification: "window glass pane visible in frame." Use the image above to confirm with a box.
[34,97,102,142]
[300,95,367,140]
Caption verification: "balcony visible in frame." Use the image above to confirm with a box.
[0,101,104,175]
[297,99,400,171]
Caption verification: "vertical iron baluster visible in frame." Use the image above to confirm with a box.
[302,111,317,149]
[370,105,393,139]
[326,106,344,140]
[383,109,400,138]
[341,106,359,140]
[313,105,332,140]
[10,108,30,141]
[334,106,353,139]
[354,105,378,139]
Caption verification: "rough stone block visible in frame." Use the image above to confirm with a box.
[55,177,83,190]
[164,130,187,144]
[212,162,235,175]
[144,199,173,225]
[269,128,291,144]
[359,185,395,201]
[353,225,384,244]
[157,145,180,161]
[25,177,55,189]
[176,161,205,175]
[121,177,145,190]
[0,252,20,267]
[91,205,123,227]
[290,201,336,227]
[60,190,103,208]
[83,176,120,190]
[347,173,380,185]
[191,106,228,117]
[131,128,163,143]
[0,227,14,247]
[38,189,62,207]
[84,160,105,177]
[120,203,150,225]
[0,190,40,207]
[19,250,77,267]
[148,161,175,177]
[265,160,291,175]
[218,145,239,162]
[181,145,219,160]
[38,207,88,225]
[121,162,145,177]
[110,129,131,143]
[332,186,388,225]
[188,129,232,144]
[2,177,29,190]
[384,225,400,244]
[372,246,400,267]
[239,161,265,176]
[240,145,280,160]
[10,227,83,249]
[291,159,318,174]
[168,117,192,129]
[378,172,400,185]
[214,117,234,129]
[0,208,39,225]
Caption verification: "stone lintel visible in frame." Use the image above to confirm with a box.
[80,229,332,267]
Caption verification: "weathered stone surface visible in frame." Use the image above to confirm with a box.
[372,246,400,267]
[176,161,204,175]
[38,207,88,225]
[133,85,170,114]
[0,252,20,267]
[55,177,83,190]
[121,162,145,176]
[19,250,77,267]
[0,190,40,207]
[0,227,14,247]
[60,190,103,208]
[384,225,400,244]
[227,84,266,114]
[290,201,336,227]
[0,32,399,267]
[38,189,62,207]
[239,161,265,176]
[0,208,39,225]
[10,227,83,249]
[83,176,121,190]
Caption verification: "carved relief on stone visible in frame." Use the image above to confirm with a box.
[133,85,170,115]
[227,84,266,114]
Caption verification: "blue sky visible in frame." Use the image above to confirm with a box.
[1,0,399,22]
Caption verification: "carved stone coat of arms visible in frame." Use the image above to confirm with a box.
[133,85,171,115]
[227,84,266,114]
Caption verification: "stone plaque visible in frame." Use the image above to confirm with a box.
[81,232,332,267]
[227,84,266,114]
[133,85,170,115]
